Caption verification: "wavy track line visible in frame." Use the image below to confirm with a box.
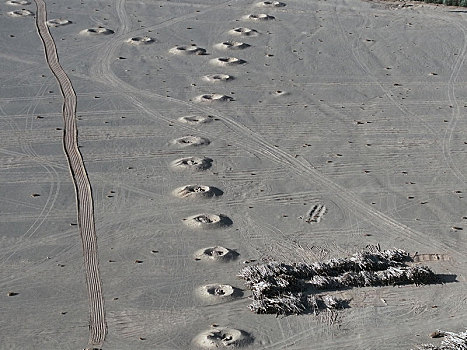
[33,0,106,348]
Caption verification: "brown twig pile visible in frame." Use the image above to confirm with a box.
[239,248,437,315]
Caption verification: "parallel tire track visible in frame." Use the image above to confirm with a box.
[98,2,465,263]
[33,0,107,348]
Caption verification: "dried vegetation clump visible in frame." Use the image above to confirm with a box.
[239,248,438,315]
[413,0,467,6]
[414,330,467,350]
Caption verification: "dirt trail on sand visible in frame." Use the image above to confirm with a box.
[34,0,106,347]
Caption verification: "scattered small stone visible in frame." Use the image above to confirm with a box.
[7,292,19,296]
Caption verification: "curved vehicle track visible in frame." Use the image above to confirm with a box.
[86,0,466,263]
[334,0,467,185]
[33,0,107,348]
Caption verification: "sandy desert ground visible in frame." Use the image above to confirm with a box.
[0,0,466,349]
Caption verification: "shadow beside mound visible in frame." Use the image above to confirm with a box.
[210,187,224,197]
[435,274,458,284]
[218,214,233,227]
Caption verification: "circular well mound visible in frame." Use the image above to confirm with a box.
[228,27,259,36]
[169,45,207,55]
[214,41,250,50]
[170,157,213,172]
[8,9,34,16]
[170,135,211,147]
[194,94,234,103]
[6,0,32,5]
[210,57,246,67]
[80,27,114,35]
[178,115,213,124]
[126,36,154,45]
[196,284,243,303]
[202,74,234,83]
[242,13,275,21]
[183,214,232,229]
[194,326,253,348]
[194,246,238,262]
[173,184,223,199]
[256,1,286,7]
[46,19,72,27]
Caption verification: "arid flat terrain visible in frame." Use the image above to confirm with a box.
[0,0,466,349]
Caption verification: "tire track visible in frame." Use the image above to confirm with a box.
[100,68,467,261]
[33,0,106,348]
[334,1,466,186]
[0,94,61,268]
[443,19,467,185]
[89,0,466,263]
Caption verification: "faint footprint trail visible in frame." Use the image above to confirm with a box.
[33,0,106,348]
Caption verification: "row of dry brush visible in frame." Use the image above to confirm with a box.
[238,248,436,315]
[414,330,467,350]
[414,0,467,6]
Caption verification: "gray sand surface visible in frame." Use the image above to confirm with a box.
[0,0,466,349]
